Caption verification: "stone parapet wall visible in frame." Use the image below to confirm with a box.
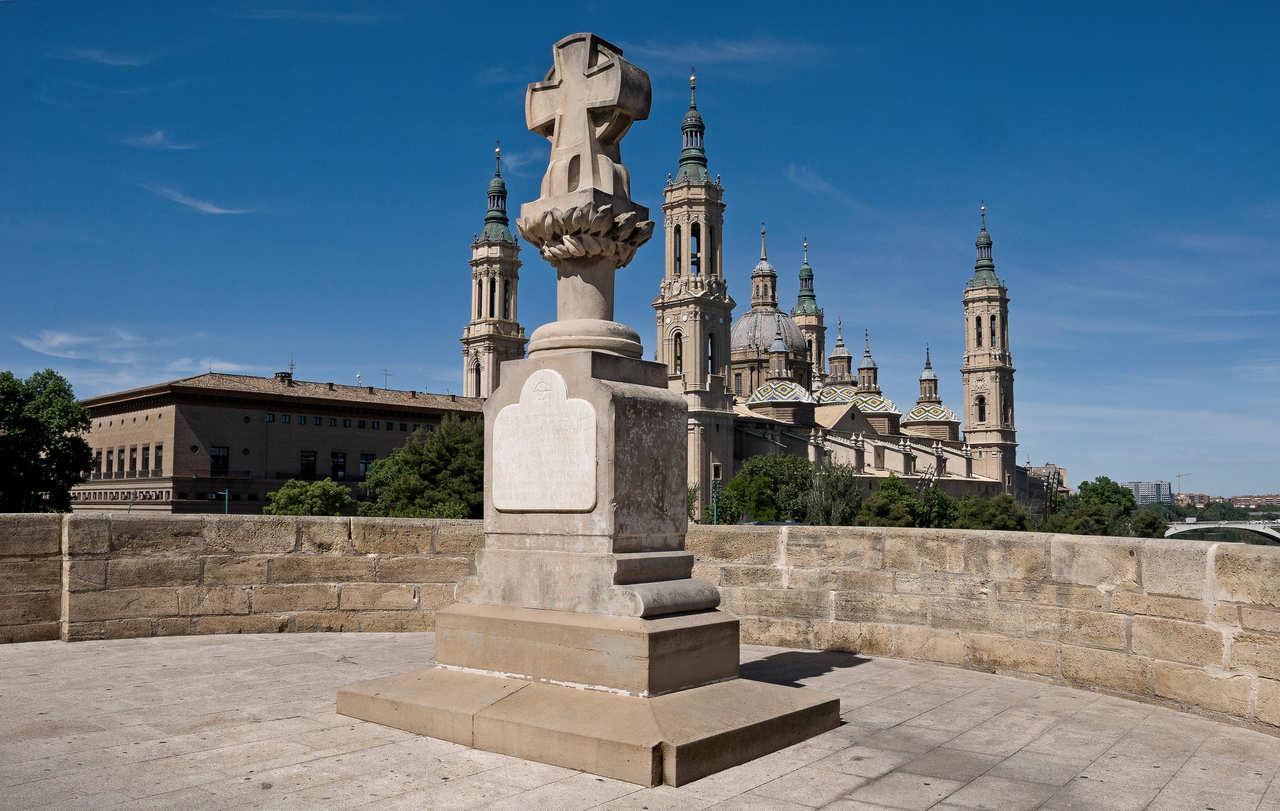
[58,514,479,641]
[684,525,1280,735]
[2,515,1277,735]
[0,515,63,642]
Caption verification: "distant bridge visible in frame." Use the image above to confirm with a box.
[1164,521,1280,544]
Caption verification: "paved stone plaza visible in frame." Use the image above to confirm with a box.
[2,633,1278,810]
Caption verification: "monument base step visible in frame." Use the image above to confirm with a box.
[336,666,841,786]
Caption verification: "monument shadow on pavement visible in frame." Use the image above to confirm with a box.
[337,31,839,786]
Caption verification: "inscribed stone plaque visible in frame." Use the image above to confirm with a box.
[492,369,597,512]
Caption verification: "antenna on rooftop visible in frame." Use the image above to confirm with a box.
[355,372,363,386]
[288,354,296,375]
[381,368,392,389]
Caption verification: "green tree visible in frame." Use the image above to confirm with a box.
[358,415,484,518]
[856,475,922,527]
[263,478,355,516]
[1199,501,1250,522]
[952,494,1030,531]
[718,454,813,523]
[0,369,91,512]
[1130,507,1168,538]
[806,462,862,526]
[918,487,959,529]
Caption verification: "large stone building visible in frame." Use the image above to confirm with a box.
[71,372,481,513]
[461,72,1050,520]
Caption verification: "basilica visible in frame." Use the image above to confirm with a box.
[461,75,1046,520]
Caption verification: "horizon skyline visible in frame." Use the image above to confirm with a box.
[3,2,1277,494]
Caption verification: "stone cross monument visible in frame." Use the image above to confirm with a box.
[338,32,838,787]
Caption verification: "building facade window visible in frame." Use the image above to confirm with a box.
[300,450,317,479]
[266,413,275,423]
[990,315,998,348]
[399,423,408,432]
[106,449,114,476]
[357,419,366,429]
[371,420,381,430]
[312,416,322,426]
[210,446,230,476]
[672,331,683,375]
[330,451,347,480]
[117,447,125,474]
[154,444,164,475]
[359,453,375,480]
[343,418,352,428]
[734,373,742,394]
[386,422,393,431]
[328,417,337,427]
[141,445,150,472]
[673,224,682,276]
[975,315,983,347]
[281,414,291,424]
[976,395,987,423]
[690,222,701,275]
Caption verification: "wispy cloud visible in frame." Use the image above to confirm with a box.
[477,66,524,87]
[500,147,544,176]
[232,8,399,23]
[165,357,248,374]
[16,329,146,363]
[624,37,823,67]
[48,47,152,67]
[785,163,871,212]
[140,184,251,215]
[122,130,198,151]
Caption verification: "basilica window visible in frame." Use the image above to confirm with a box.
[975,316,983,347]
[673,225,682,276]
[475,280,482,318]
[502,285,511,319]
[734,373,742,394]
[690,222,702,275]
[706,334,715,377]
[472,364,482,397]
[210,446,230,476]
[976,396,987,423]
[300,450,317,480]
[706,225,715,276]
[331,451,347,481]
[487,278,496,318]
[672,331,684,375]
[990,315,999,348]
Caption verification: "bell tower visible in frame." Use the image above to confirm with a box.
[961,204,1017,488]
[652,71,734,391]
[460,145,526,398]
[791,238,826,387]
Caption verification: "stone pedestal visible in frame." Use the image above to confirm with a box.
[337,31,837,787]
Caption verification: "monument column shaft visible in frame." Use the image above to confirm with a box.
[556,259,615,322]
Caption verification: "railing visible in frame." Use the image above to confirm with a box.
[88,470,168,482]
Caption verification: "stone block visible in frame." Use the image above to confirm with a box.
[719,565,784,587]
[786,527,881,569]
[155,617,191,636]
[0,559,61,594]
[202,555,269,584]
[883,532,965,573]
[834,592,927,625]
[1110,591,1205,622]
[203,516,297,554]
[194,613,290,634]
[110,516,205,554]
[684,525,778,565]
[0,622,59,643]
[433,520,484,555]
[894,573,992,599]
[66,587,176,621]
[251,584,339,612]
[1214,545,1280,608]
[996,581,1106,610]
[723,587,830,620]
[1059,645,1149,695]
[104,618,154,639]
[1229,631,1280,679]
[64,559,107,593]
[350,519,433,554]
[1026,607,1126,651]
[929,596,1023,636]
[1140,542,1208,599]
[966,634,1058,677]
[62,621,105,641]
[1152,662,1250,716]
[1258,678,1280,728]
[297,517,351,554]
[268,555,374,583]
[690,562,722,584]
[1213,604,1241,625]
[789,568,890,591]
[177,585,250,616]
[63,514,110,554]
[419,582,457,610]
[356,610,437,632]
[292,610,362,632]
[1049,536,1139,589]
[374,555,471,583]
[0,513,62,556]
[973,534,1050,581]
[891,625,966,665]
[1241,607,1280,633]
[824,620,893,656]
[738,616,820,649]
[107,557,201,588]
[1131,616,1223,667]
[339,583,416,610]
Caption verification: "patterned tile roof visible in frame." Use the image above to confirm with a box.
[817,384,858,404]
[851,392,901,416]
[746,379,816,405]
[903,402,959,423]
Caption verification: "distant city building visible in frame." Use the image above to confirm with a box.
[71,372,481,513]
[1125,480,1173,506]
[1231,494,1280,509]
[1028,463,1070,495]
[1176,492,1214,509]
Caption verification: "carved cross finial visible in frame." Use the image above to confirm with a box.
[495,140,502,175]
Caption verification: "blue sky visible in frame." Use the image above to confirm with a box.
[2,2,1277,495]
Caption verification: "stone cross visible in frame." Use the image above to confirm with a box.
[526,32,649,203]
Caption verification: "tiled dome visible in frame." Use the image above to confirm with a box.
[903,402,959,424]
[747,379,816,405]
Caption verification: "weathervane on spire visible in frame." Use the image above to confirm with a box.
[979,200,987,229]
[689,66,697,106]
[760,222,767,260]
[494,140,502,175]
[802,237,809,263]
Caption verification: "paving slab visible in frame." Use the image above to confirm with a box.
[2,632,1279,809]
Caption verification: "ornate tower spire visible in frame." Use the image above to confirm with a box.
[767,322,791,381]
[968,202,1001,289]
[750,222,779,309]
[791,237,825,385]
[461,144,525,397]
[857,330,880,393]
[674,68,710,184]
[826,318,853,383]
[918,344,940,403]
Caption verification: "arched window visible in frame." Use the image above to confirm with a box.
[488,278,496,318]
[706,334,715,376]
[975,315,983,347]
[502,284,511,320]
[976,395,987,423]
[472,364,482,397]
[807,338,814,364]
[672,331,684,375]
[673,225,682,276]
[690,222,702,275]
[475,280,482,319]
[990,315,998,348]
